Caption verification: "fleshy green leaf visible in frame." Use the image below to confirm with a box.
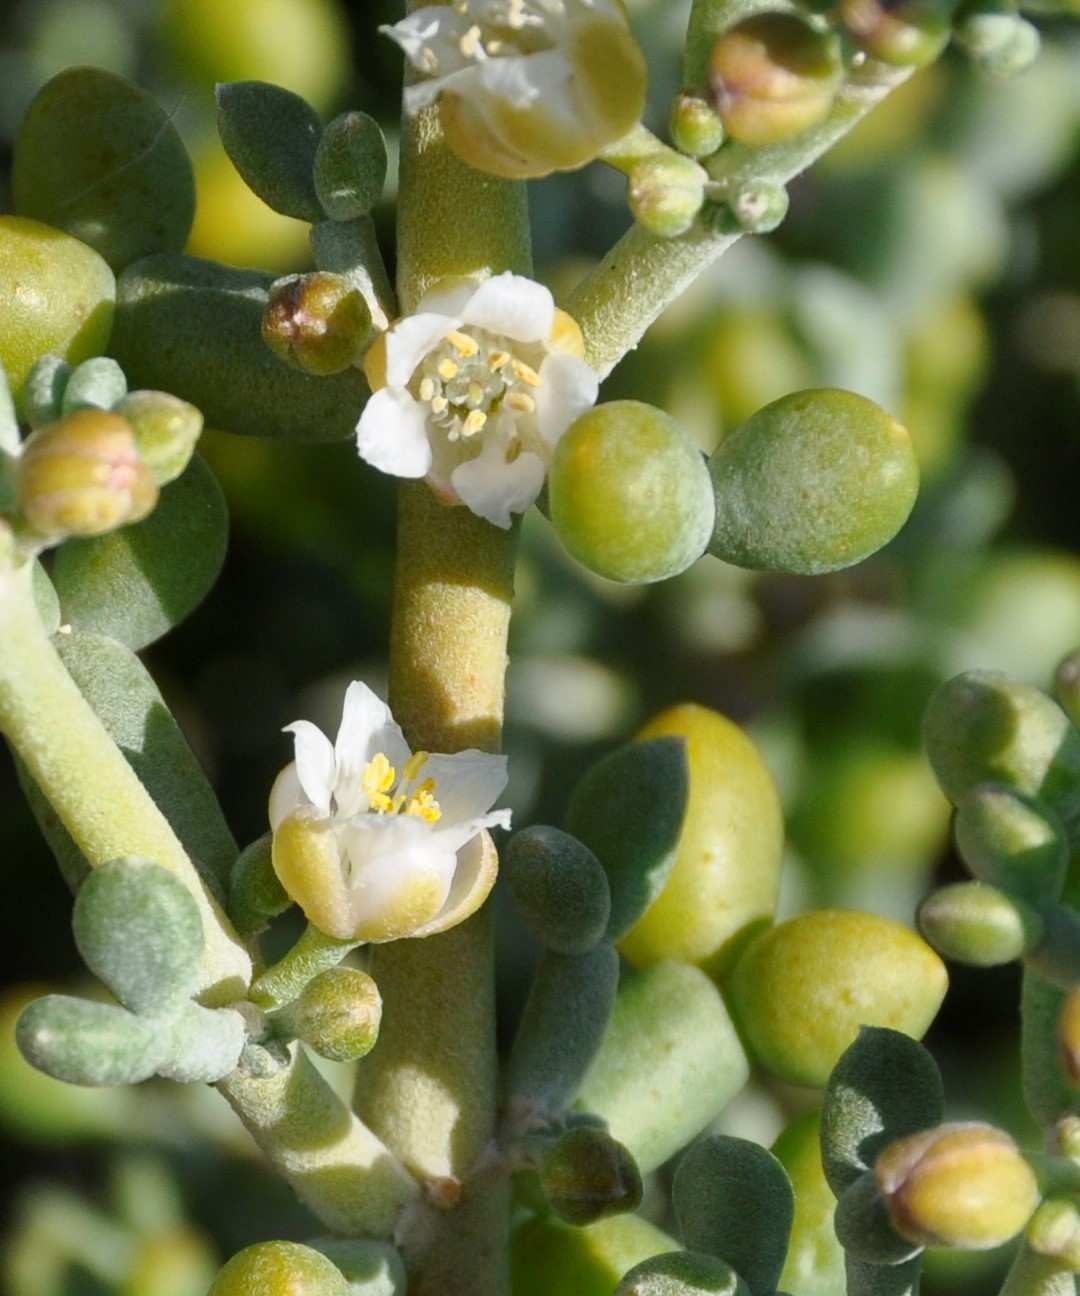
[158,1002,246,1082]
[229,833,291,936]
[314,112,389,221]
[73,857,204,1016]
[51,452,227,650]
[110,253,371,441]
[309,1238,407,1296]
[16,995,169,1086]
[566,737,688,941]
[12,67,195,272]
[216,81,324,222]
[616,1251,751,1296]
[539,1126,643,1226]
[506,826,611,954]
[673,1135,794,1295]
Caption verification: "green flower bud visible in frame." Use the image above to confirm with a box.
[112,390,203,486]
[840,0,954,66]
[708,15,844,148]
[293,967,382,1062]
[314,111,389,221]
[1028,1198,1080,1270]
[955,5,1041,75]
[876,1123,1040,1250]
[628,154,708,238]
[539,1126,643,1226]
[719,180,790,234]
[60,356,127,414]
[262,271,373,376]
[505,826,611,955]
[954,784,1068,907]
[208,1241,350,1296]
[17,410,158,541]
[729,911,947,1088]
[22,355,71,429]
[669,91,726,159]
[917,881,1043,966]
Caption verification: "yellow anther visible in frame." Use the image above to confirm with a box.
[488,350,511,372]
[506,392,536,414]
[438,357,459,381]
[431,395,449,414]
[447,330,480,357]
[405,779,442,823]
[403,750,430,781]
[419,376,436,402]
[460,24,483,58]
[364,752,396,797]
[468,380,485,406]
[462,409,488,437]
[512,359,542,387]
[419,47,440,73]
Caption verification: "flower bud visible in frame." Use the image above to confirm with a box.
[628,153,708,238]
[876,1123,1040,1250]
[112,390,203,485]
[539,1127,643,1227]
[293,967,382,1062]
[708,14,843,148]
[18,409,158,540]
[262,272,373,377]
[917,880,1043,966]
[839,0,954,67]
[955,5,1040,76]
[669,91,726,159]
[723,179,790,234]
[1028,1198,1080,1270]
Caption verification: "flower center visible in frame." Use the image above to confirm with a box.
[362,751,442,823]
[419,0,566,71]
[413,327,542,444]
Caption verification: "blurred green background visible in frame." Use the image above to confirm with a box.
[3,0,1080,1291]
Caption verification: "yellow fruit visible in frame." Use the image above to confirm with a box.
[617,704,783,976]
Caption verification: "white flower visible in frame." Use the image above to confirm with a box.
[357,272,599,528]
[269,681,510,942]
[383,0,647,178]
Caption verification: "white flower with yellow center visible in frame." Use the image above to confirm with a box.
[269,681,510,942]
[357,273,599,528]
[383,0,647,178]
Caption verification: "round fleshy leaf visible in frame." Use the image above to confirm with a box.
[616,1251,751,1296]
[73,857,204,1016]
[505,825,611,954]
[51,452,227,650]
[110,253,370,441]
[707,388,919,575]
[17,994,170,1086]
[314,111,389,220]
[216,80,325,222]
[13,66,195,272]
[566,737,689,942]
[158,1002,247,1082]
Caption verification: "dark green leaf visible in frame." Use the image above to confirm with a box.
[216,81,324,222]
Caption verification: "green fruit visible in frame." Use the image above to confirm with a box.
[208,1241,349,1296]
[0,215,115,418]
[708,388,920,574]
[618,705,783,976]
[728,910,947,1087]
[550,400,715,585]
[13,67,195,272]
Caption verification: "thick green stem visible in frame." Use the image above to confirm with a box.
[0,560,250,1004]
[566,61,913,378]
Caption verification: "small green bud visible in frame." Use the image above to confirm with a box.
[60,356,128,414]
[505,826,611,955]
[293,967,382,1062]
[917,881,1043,966]
[955,5,1041,75]
[208,1241,350,1296]
[954,784,1068,907]
[876,1123,1040,1250]
[18,409,158,540]
[22,355,71,428]
[628,153,708,238]
[721,179,790,234]
[262,271,373,376]
[1028,1198,1080,1270]
[708,15,843,147]
[669,91,726,158]
[839,0,954,66]
[314,111,389,220]
[539,1126,643,1226]
[112,390,203,485]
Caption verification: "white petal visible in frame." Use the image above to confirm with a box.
[534,352,599,446]
[475,50,582,130]
[268,761,305,830]
[333,682,412,817]
[356,388,433,479]
[460,273,555,343]
[451,446,546,527]
[282,720,336,818]
[415,278,482,319]
[338,815,456,922]
[421,750,509,825]
[385,312,460,386]
[381,11,469,72]
[435,806,513,855]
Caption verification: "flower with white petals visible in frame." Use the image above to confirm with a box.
[357,272,599,528]
[383,0,647,178]
[269,682,510,942]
